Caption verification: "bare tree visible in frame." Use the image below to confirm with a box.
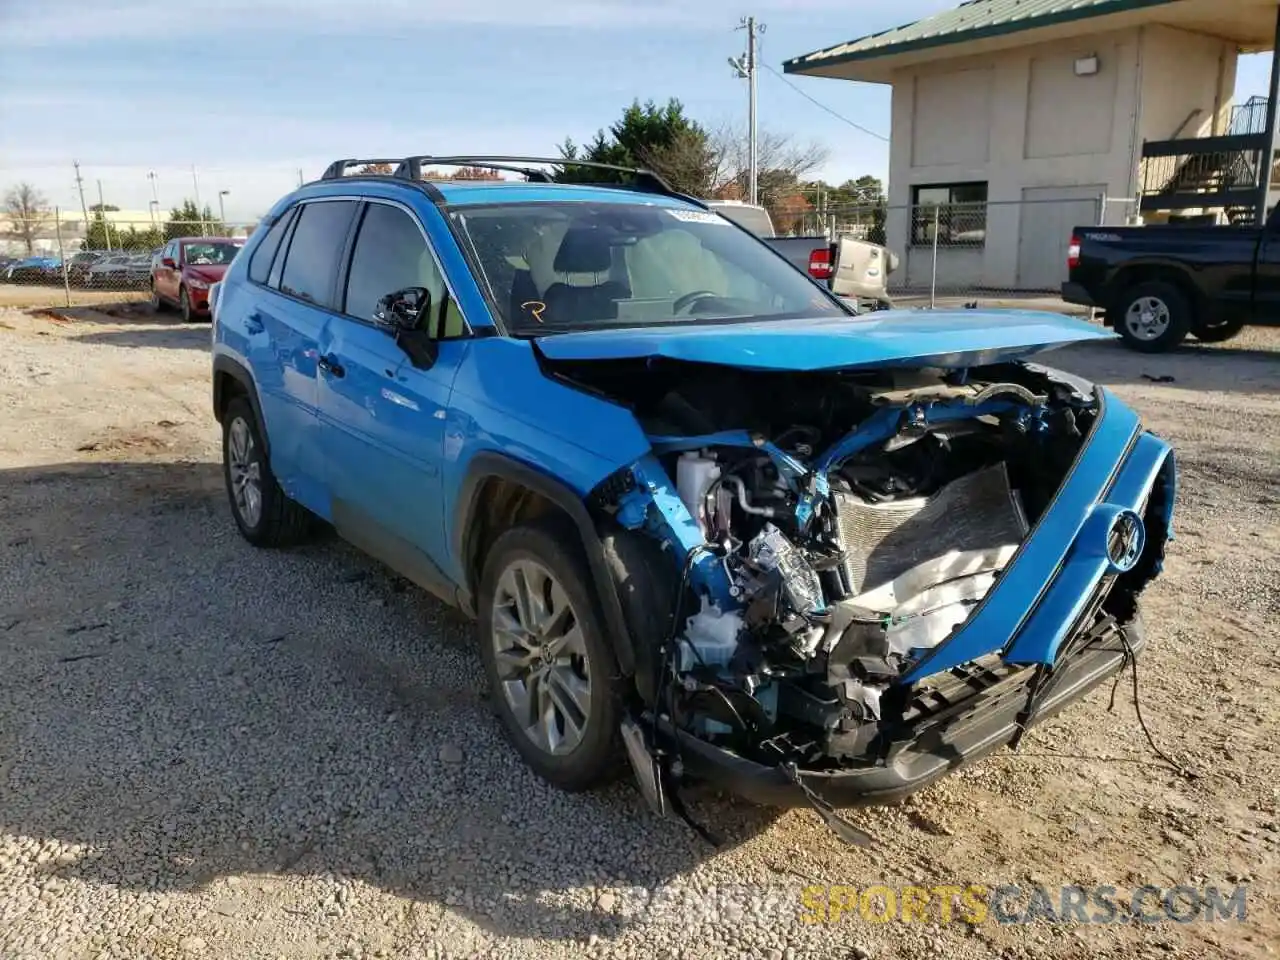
[356,163,394,175]
[3,183,51,255]
[708,123,830,197]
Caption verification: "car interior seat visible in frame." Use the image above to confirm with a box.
[541,226,629,325]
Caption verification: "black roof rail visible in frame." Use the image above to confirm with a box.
[319,159,404,180]
[395,155,678,194]
[320,155,710,209]
[319,154,704,204]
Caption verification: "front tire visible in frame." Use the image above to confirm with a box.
[478,521,622,791]
[180,286,195,323]
[221,396,312,548]
[1113,281,1191,353]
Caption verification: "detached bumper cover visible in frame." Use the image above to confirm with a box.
[674,616,1146,808]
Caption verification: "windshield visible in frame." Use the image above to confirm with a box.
[182,241,241,265]
[450,201,848,333]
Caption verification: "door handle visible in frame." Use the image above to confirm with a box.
[244,312,265,334]
[318,354,346,378]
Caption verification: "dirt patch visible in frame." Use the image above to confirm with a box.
[0,305,1276,960]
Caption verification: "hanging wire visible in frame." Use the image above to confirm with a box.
[759,63,890,142]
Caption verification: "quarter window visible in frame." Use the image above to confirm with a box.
[278,200,358,307]
[249,207,296,285]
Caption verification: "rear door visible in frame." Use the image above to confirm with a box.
[245,199,359,514]
[314,199,470,596]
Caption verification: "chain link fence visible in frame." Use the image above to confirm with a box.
[794,194,1140,312]
[0,212,256,305]
[3,196,1141,312]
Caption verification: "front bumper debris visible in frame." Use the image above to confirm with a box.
[661,615,1145,809]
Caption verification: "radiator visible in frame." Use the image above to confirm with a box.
[831,462,1030,596]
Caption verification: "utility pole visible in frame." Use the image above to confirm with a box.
[730,16,764,206]
[192,165,204,236]
[72,161,91,239]
[96,179,111,251]
[297,168,304,187]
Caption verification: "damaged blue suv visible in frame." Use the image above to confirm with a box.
[211,156,1175,828]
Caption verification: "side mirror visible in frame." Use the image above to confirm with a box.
[162,257,176,269]
[373,286,430,331]
[373,286,437,368]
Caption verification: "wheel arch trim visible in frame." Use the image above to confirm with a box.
[453,451,637,676]
[212,354,269,458]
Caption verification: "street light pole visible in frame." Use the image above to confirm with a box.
[218,190,230,230]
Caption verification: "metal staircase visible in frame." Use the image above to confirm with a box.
[1139,97,1271,224]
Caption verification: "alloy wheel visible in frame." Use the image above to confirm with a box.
[489,559,592,756]
[227,416,262,528]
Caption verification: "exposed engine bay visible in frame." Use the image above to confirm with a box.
[559,356,1108,772]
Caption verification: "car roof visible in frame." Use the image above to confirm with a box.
[175,236,242,243]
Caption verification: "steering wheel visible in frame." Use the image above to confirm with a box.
[673,290,722,314]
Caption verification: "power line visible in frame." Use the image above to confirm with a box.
[759,63,889,142]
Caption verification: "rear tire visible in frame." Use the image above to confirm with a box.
[1190,316,1246,343]
[478,520,623,792]
[221,396,312,548]
[1113,281,1191,353]
[150,282,168,312]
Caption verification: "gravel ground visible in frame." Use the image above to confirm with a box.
[0,302,1276,960]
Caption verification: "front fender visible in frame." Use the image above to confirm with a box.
[451,451,638,677]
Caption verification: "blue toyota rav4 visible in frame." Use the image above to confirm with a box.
[211,156,1175,832]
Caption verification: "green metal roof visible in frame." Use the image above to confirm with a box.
[784,0,1178,74]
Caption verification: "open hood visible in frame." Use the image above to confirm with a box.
[534,309,1113,372]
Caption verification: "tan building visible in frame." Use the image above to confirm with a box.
[785,0,1280,291]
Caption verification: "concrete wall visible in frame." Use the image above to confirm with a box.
[1137,26,1238,141]
[883,24,1234,290]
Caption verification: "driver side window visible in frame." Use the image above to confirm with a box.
[344,202,462,337]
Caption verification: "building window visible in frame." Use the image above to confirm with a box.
[911,182,988,246]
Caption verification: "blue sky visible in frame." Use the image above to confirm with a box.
[0,0,1272,221]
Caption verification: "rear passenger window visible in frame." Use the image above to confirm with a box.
[249,208,296,284]
[344,203,452,332]
[278,200,357,307]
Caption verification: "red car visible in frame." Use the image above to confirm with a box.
[151,237,245,321]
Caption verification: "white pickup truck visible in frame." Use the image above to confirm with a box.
[705,200,899,312]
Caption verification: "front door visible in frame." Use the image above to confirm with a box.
[315,200,468,597]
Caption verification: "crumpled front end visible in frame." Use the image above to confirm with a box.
[568,356,1175,808]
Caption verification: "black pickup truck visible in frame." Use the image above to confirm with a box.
[1062,209,1280,352]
